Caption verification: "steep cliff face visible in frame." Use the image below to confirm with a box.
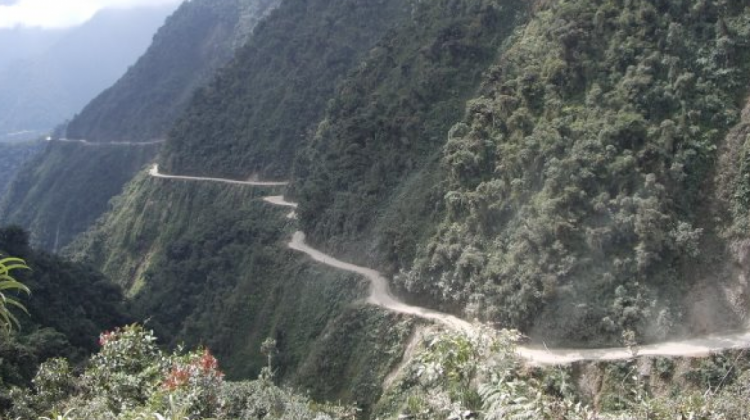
[293,0,529,268]
[39,0,750,416]
[159,0,412,180]
[0,142,160,251]
[66,0,280,143]
[292,0,750,346]
[391,0,750,345]
[0,0,278,251]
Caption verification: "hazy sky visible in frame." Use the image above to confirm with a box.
[0,0,182,29]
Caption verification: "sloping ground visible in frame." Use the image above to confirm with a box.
[0,142,160,251]
[66,171,414,416]
[66,0,280,143]
[145,166,750,366]
[1,0,277,251]
[160,0,412,180]
[387,0,750,346]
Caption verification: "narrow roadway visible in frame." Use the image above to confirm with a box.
[147,165,750,365]
[50,138,166,146]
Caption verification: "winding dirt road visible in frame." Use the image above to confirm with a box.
[147,168,750,365]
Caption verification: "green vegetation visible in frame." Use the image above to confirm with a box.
[0,142,160,251]
[373,327,750,420]
[0,256,29,333]
[295,0,529,269]
[378,0,750,345]
[67,174,413,413]
[160,0,411,180]
[1,0,279,252]
[7,324,356,420]
[66,0,280,143]
[0,139,44,196]
[0,226,129,410]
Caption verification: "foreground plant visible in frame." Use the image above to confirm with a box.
[0,256,30,333]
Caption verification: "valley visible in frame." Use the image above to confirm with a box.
[3,0,750,418]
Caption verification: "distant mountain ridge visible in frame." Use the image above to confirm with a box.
[66,0,281,143]
[0,5,178,142]
[1,0,280,251]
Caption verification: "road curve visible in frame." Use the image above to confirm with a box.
[146,168,750,364]
[149,164,288,187]
[289,231,472,331]
[51,138,166,146]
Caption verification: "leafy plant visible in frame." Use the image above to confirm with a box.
[0,256,30,333]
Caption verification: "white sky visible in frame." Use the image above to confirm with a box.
[0,0,183,29]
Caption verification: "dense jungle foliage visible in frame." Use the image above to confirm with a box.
[294,0,529,269]
[66,0,280,143]
[8,323,750,420]
[0,142,160,251]
[0,227,129,410]
[0,140,44,196]
[159,0,412,180]
[357,0,750,346]
[6,324,357,420]
[67,174,415,415]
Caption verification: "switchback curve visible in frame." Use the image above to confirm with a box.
[147,167,750,365]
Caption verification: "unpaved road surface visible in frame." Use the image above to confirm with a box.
[51,138,166,146]
[147,168,750,364]
[289,231,472,331]
[150,164,288,186]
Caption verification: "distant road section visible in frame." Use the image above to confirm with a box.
[147,167,750,364]
[51,138,166,146]
[149,164,288,186]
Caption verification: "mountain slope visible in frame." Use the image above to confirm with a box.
[386,0,750,345]
[0,0,278,251]
[294,0,529,270]
[159,0,412,180]
[65,0,280,143]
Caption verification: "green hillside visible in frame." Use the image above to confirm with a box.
[0,142,160,251]
[386,0,750,345]
[0,140,45,197]
[67,174,414,415]
[0,0,278,251]
[5,0,750,419]
[159,0,411,180]
[294,0,529,269]
[66,0,280,143]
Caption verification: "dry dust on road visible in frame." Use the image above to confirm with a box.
[147,168,750,364]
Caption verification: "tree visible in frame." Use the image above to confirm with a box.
[0,256,30,333]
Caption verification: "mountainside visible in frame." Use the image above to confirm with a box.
[294,0,529,269]
[0,142,161,251]
[65,0,281,143]
[0,6,176,142]
[0,140,45,196]
[297,0,750,346]
[67,174,414,415]
[159,0,411,179]
[0,0,278,252]
[6,0,750,418]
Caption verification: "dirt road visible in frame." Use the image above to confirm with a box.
[147,168,750,364]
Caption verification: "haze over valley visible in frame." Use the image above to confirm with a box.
[1,1,750,419]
